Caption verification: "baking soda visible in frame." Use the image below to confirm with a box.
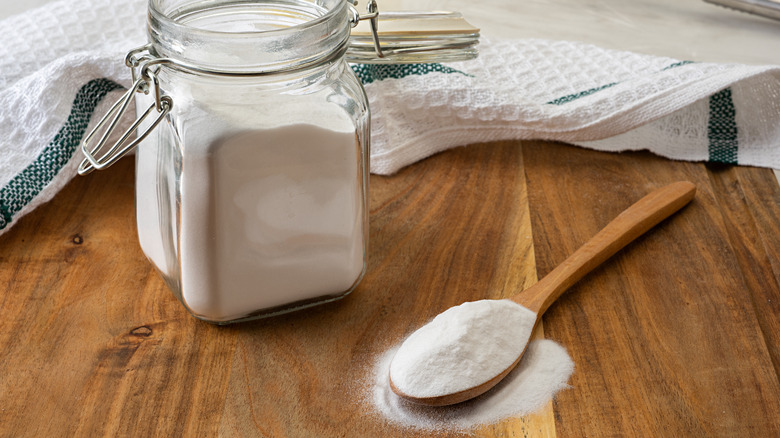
[373,299,574,430]
[180,123,364,321]
[373,340,574,430]
[390,300,537,398]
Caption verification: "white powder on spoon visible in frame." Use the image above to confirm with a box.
[389,300,538,398]
[371,299,575,430]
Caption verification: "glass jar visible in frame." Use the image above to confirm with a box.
[120,0,368,324]
[79,0,478,324]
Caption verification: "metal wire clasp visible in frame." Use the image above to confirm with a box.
[77,45,173,175]
[349,0,384,58]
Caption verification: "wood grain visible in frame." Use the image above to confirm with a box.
[0,159,239,437]
[523,141,780,437]
[515,181,695,315]
[0,142,545,437]
[1,139,779,436]
[705,163,780,378]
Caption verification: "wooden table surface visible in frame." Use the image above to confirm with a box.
[2,140,780,436]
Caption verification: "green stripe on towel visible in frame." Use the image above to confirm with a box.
[547,61,694,105]
[662,60,694,71]
[707,88,738,164]
[547,82,618,105]
[351,63,469,84]
[0,78,124,230]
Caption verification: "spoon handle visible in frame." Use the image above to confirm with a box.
[514,181,696,315]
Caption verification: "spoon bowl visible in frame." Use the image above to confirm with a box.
[389,181,697,406]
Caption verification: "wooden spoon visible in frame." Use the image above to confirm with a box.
[390,181,696,406]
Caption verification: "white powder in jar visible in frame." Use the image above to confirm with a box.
[144,89,369,322]
[179,122,365,321]
[389,299,538,398]
[132,4,368,323]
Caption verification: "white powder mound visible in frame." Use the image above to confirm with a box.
[389,300,538,398]
[372,340,574,431]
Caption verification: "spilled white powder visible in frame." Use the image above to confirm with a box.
[389,300,538,398]
[370,299,575,430]
[372,340,574,430]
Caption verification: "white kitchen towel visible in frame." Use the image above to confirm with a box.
[1,0,780,235]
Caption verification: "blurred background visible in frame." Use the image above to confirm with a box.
[2,0,778,65]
